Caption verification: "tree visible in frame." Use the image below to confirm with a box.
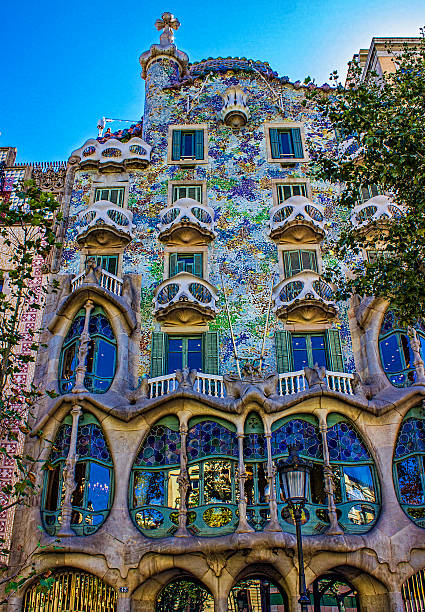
[0,180,61,599]
[307,34,425,327]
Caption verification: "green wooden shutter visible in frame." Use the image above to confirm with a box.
[195,130,204,160]
[150,331,166,377]
[326,329,345,373]
[172,130,182,161]
[291,128,303,158]
[194,253,203,278]
[269,128,280,159]
[275,330,292,373]
[203,331,219,374]
[169,253,177,277]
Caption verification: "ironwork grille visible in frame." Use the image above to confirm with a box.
[23,570,117,612]
[403,569,425,612]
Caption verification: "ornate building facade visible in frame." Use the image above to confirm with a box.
[6,17,425,612]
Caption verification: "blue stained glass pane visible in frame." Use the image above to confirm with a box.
[136,425,180,467]
[187,421,238,461]
[395,418,425,458]
[243,433,267,459]
[95,339,116,378]
[76,423,112,462]
[327,421,370,462]
[272,419,323,460]
[50,424,72,462]
[64,316,85,343]
[87,462,111,511]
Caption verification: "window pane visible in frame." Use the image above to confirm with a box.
[181,132,194,157]
[203,460,232,504]
[301,250,317,272]
[95,339,116,378]
[311,335,327,368]
[380,334,404,372]
[397,457,424,505]
[133,471,165,506]
[87,463,111,511]
[400,334,413,368]
[292,336,309,370]
[289,251,301,275]
[187,337,202,371]
[168,338,183,373]
[61,343,78,381]
[310,463,326,505]
[45,465,61,511]
[343,465,376,502]
[71,462,87,509]
[278,131,292,156]
[330,465,343,503]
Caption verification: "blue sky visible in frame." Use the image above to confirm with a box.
[1,0,424,163]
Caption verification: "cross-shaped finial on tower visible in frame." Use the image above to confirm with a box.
[155,12,181,47]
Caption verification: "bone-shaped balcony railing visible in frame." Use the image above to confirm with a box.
[351,195,403,229]
[268,195,325,243]
[69,136,152,170]
[153,272,218,324]
[273,270,337,322]
[157,197,216,244]
[76,200,135,243]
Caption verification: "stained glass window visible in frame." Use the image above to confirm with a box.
[42,411,113,536]
[326,421,370,462]
[272,418,323,459]
[394,407,425,528]
[187,420,238,460]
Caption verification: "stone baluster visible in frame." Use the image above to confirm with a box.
[318,411,343,535]
[175,420,190,537]
[57,405,82,536]
[72,299,94,393]
[264,430,281,531]
[236,432,254,533]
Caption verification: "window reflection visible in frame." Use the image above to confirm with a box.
[397,457,424,505]
[343,465,376,503]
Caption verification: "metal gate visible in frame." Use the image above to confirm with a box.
[403,569,425,612]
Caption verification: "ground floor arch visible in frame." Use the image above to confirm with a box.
[155,577,214,611]
[308,573,360,611]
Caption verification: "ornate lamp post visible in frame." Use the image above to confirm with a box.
[277,445,312,612]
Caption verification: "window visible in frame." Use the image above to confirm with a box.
[150,331,219,377]
[41,411,113,536]
[243,413,269,530]
[172,184,203,203]
[269,127,304,160]
[275,329,344,374]
[86,255,118,275]
[169,253,203,278]
[59,306,117,394]
[277,183,307,202]
[358,184,380,203]
[283,249,318,278]
[94,186,125,207]
[171,129,205,162]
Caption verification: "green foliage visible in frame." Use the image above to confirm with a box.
[307,36,425,326]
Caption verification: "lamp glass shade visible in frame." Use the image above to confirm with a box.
[280,465,310,504]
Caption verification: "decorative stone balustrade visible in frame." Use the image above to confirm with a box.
[268,195,325,243]
[69,137,152,172]
[71,268,123,297]
[147,369,354,399]
[153,272,218,325]
[76,201,135,248]
[221,85,251,128]
[157,197,216,245]
[273,270,337,324]
[351,195,403,230]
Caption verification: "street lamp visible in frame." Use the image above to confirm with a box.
[277,445,312,612]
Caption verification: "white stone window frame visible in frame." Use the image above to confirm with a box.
[167,124,209,166]
[277,243,323,279]
[90,174,130,209]
[163,245,210,282]
[167,180,208,206]
[264,121,310,165]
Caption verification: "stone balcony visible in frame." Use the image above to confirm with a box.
[268,195,325,244]
[273,270,337,324]
[157,198,216,245]
[153,272,218,326]
[76,201,135,248]
[351,195,403,231]
[71,267,123,297]
[69,137,152,172]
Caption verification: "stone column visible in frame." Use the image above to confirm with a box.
[318,411,343,535]
[235,432,254,533]
[6,595,22,612]
[264,430,281,532]
[387,590,406,612]
[57,405,82,536]
[214,597,229,612]
[73,299,94,393]
[175,422,190,537]
[116,594,131,612]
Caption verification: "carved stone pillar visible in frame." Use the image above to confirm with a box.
[175,423,190,537]
[73,299,94,393]
[236,432,254,533]
[409,326,425,385]
[318,412,343,535]
[57,405,82,536]
[264,431,281,531]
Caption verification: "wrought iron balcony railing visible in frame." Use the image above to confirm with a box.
[157,197,216,245]
[268,195,325,243]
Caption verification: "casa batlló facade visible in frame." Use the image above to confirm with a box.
[6,17,425,612]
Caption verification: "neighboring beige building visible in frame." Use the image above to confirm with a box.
[5,24,425,612]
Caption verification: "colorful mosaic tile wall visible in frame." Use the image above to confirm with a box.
[61,58,355,377]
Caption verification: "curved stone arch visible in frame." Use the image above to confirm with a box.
[225,562,291,611]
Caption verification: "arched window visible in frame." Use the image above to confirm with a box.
[379,310,425,387]
[228,575,289,611]
[156,578,214,612]
[327,414,379,532]
[130,416,181,538]
[186,416,239,535]
[59,306,117,394]
[243,412,268,530]
[309,574,359,610]
[23,569,117,612]
[42,412,113,535]
[272,415,327,535]
[394,406,425,528]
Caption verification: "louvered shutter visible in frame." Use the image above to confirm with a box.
[150,332,166,377]
[291,128,303,158]
[275,330,292,373]
[195,130,204,160]
[203,331,219,374]
[169,253,177,278]
[326,328,345,373]
[269,128,280,159]
[171,130,182,161]
[194,253,203,278]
